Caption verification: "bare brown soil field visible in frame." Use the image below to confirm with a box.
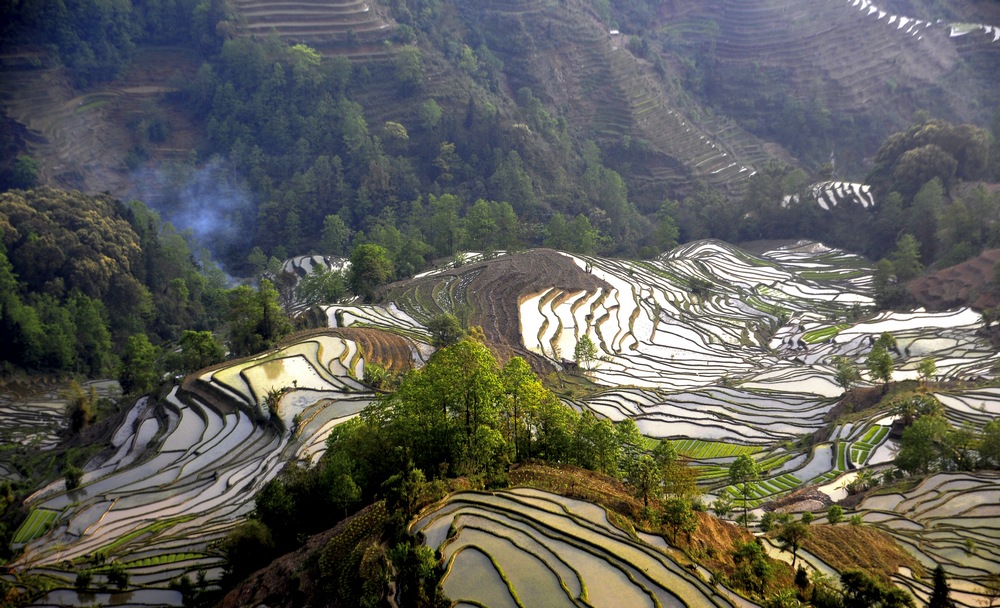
[908,248,1000,311]
[328,327,416,373]
[393,249,611,372]
[802,525,924,583]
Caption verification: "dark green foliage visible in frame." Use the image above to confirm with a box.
[827,505,843,525]
[226,279,291,357]
[688,277,713,298]
[427,313,465,348]
[776,520,810,568]
[866,335,895,391]
[317,502,391,607]
[981,420,1000,468]
[729,454,759,528]
[573,334,599,370]
[929,565,956,608]
[544,213,602,254]
[795,566,809,590]
[11,156,39,189]
[168,330,225,374]
[74,568,93,591]
[107,561,129,590]
[66,382,97,434]
[220,519,275,582]
[118,334,160,395]
[349,244,395,302]
[0,188,145,319]
[869,119,992,196]
[833,356,860,392]
[0,190,227,374]
[839,569,915,608]
[894,404,998,475]
[64,465,83,490]
[731,539,773,597]
[660,497,697,544]
[320,214,353,256]
[895,414,950,475]
[890,234,923,283]
[295,266,347,307]
[390,541,446,608]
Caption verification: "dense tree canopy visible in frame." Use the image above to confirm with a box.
[0,188,228,374]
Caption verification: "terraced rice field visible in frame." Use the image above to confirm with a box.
[9,239,1000,605]
[0,379,121,455]
[510,241,989,449]
[783,181,875,210]
[413,488,753,607]
[8,332,415,605]
[229,0,395,46]
[859,472,1000,607]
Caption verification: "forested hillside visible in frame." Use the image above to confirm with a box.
[1,0,997,276]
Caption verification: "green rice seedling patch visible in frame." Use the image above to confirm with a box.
[849,426,888,466]
[837,442,848,471]
[95,515,196,556]
[691,464,726,481]
[12,508,59,544]
[667,439,759,460]
[778,474,801,486]
[756,453,793,472]
[125,552,205,568]
[803,324,849,344]
[744,296,785,317]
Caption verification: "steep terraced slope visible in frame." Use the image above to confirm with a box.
[331,242,999,447]
[229,0,395,47]
[460,0,785,193]
[0,48,202,197]
[908,248,1000,311]
[685,0,1000,145]
[413,488,754,608]
[9,330,418,605]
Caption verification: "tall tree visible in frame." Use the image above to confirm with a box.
[867,342,894,393]
[776,520,810,568]
[833,355,861,392]
[729,454,760,528]
[574,333,598,370]
[119,334,160,395]
[890,234,923,283]
[427,313,465,348]
[895,414,949,475]
[661,497,697,544]
[348,244,394,302]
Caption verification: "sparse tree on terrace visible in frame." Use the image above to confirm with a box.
[729,454,760,528]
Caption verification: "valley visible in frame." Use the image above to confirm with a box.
[1,0,999,606]
[4,240,999,606]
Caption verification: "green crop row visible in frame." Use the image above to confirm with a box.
[12,508,59,544]
[125,552,205,568]
[667,439,761,460]
[802,324,849,344]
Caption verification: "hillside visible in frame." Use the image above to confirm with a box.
[4,241,1000,606]
[908,248,1000,311]
[1,1,999,605]
[1,0,997,253]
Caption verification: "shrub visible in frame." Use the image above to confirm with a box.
[65,466,83,490]
[74,568,93,591]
